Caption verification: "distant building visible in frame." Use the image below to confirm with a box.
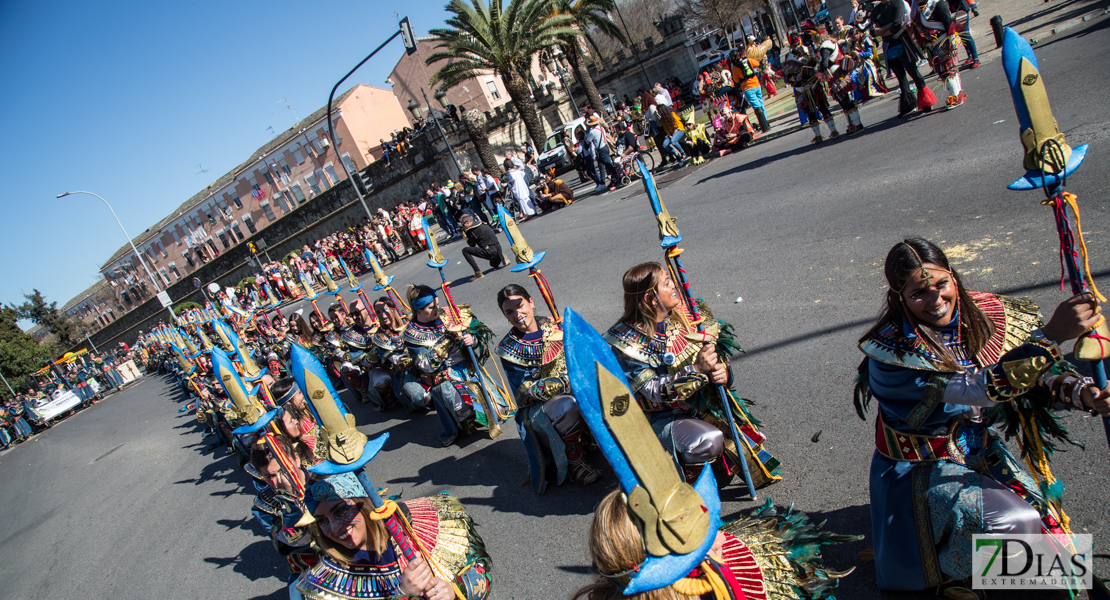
[97,84,410,311]
[388,37,551,127]
[62,280,118,333]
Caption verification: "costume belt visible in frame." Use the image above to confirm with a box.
[874,414,970,464]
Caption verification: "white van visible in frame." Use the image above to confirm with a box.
[536,117,587,175]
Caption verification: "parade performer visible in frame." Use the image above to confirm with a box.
[603,263,780,490]
[616,161,780,498]
[298,472,492,600]
[854,238,1110,592]
[783,37,839,143]
[915,0,967,109]
[280,343,494,600]
[368,297,419,413]
[814,27,865,133]
[410,217,514,445]
[564,307,858,600]
[495,284,601,493]
[402,284,510,446]
[325,303,378,407]
[873,0,938,116]
[729,42,773,133]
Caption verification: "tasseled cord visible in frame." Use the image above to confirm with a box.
[853,358,873,421]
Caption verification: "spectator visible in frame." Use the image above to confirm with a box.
[586,114,619,191]
[458,213,506,280]
[503,159,537,219]
[652,83,673,107]
[536,172,574,211]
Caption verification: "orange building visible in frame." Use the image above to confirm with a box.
[98,85,409,309]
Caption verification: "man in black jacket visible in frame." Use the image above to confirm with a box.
[459,214,506,279]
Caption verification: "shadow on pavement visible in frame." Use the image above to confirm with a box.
[1036,9,1110,47]
[1010,0,1110,34]
[204,538,286,582]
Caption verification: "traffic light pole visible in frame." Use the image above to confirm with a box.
[324,18,415,221]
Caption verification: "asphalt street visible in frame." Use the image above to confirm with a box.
[3,17,1110,600]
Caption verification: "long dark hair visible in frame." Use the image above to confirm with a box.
[859,238,993,370]
[618,262,667,334]
[496,284,531,310]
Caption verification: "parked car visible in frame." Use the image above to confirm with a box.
[536,117,586,175]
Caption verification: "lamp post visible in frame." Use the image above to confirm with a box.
[416,87,463,180]
[547,50,581,119]
[58,190,178,323]
[58,191,178,325]
[612,2,652,91]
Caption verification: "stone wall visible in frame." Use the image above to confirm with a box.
[586,17,701,101]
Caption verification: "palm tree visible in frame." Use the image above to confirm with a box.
[552,0,625,117]
[460,108,501,174]
[427,0,576,151]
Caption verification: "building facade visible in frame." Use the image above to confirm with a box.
[97,85,410,311]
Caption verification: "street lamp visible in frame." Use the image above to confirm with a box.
[57,190,178,323]
[407,99,421,121]
[435,88,449,109]
[421,87,463,179]
[546,49,581,119]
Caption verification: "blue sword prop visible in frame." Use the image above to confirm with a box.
[635,159,759,500]
[1002,27,1109,448]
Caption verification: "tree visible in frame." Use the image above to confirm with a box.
[676,0,756,45]
[0,305,51,399]
[591,0,677,61]
[460,108,502,174]
[553,0,625,116]
[427,0,577,149]
[11,289,86,349]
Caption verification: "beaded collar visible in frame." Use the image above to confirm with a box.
[372,330,405,351]
[603,321,672,366]
[296,550,403,599]
[403,317,447,347]
[496,317,562,367]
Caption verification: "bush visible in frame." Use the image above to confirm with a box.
[174,302,202,315]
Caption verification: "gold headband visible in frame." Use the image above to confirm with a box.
[893,243,951,293]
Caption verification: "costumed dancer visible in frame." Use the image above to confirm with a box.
[368,297,418,413]
[854,239,1110,593]
[401,284,510,446]
[563,307,859,600]
[872,0,938,117]
[729,41,773,133]
[609,162,781,496]
[915,0,967,109]
[783,37,839,144]
[281,343,493,600]
[814,27,865,134]
[325,303,379,408]
[493,208,601,493]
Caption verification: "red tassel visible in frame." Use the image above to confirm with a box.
[917,86,938,110]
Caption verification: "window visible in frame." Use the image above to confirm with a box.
[216,230,230,248]
[171,230,181,244]
[183,251,194,267]
[159,268,171,285]
[486,78,501,100]
[315,168,328,188]
[231,195,243,209]
[341,153,356,173]
[230,222,244,241]
[263,170,275,185]
[155,241,167,258]
[305,174,320,195]
[242,215,256,233]
[293,147,305,164]
[274,192,289,213]
[169,262,180,278]
[324,163,339,184]
[280,161,291,175]
[290,183,306,204]
[260,200,276,221]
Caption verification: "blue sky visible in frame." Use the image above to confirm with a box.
[0,0,449,325]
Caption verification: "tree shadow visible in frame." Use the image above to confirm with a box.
[1035,9,1110,48]
[1009,0,1110,34]
[203,538,286,582]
